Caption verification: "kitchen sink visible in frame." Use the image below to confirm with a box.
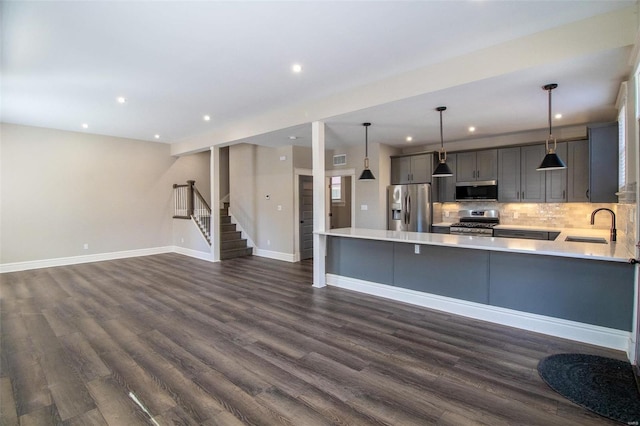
[564,236,607,244]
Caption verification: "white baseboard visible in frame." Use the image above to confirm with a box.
[171,246,216,262]
[326,273,631,352]
[0,247,174,273]
[254,248,296,262]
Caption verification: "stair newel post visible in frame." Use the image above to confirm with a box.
[187,180,195,217]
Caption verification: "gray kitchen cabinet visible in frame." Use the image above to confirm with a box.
[431,225,451,234]
[589,123,618,203]
[391,156,411,184]
[567,139,590,202]
[390,154,432,184]
[497,147,521,202]
[545,142,567,203]
[410,154,432,183]
[456,149,497,182]
[435,153,456,202]
[520,144,546,202]
[493,228,559,241]
[498,145,546,203]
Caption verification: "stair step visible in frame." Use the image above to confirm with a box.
[220,247,253,260]
[221,223,236,232]
[221,231,242,241]
[221,239,247,250]
[221,215,231,224]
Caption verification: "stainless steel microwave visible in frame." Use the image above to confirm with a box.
[455,180,498,201]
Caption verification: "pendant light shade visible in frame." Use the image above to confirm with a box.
[537,83,567,171]
[432,106,453,177]
[359,122,375,180]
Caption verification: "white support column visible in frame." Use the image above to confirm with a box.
[312,121,327,288]
[211,146,221,262]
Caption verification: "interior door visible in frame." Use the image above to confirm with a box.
[299,175,314,260]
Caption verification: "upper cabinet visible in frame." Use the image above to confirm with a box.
[456,149,497,182]
[434,153,457,202]
[567,139,590,202]
[498,144,563,203]
[390,153,432,184]
[497,147,520,202]
[545,142,567,203]
[520,144,547,203]
[588,123,618,203]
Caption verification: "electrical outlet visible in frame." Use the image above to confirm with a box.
[267,240,271,246]
[277,205,282,211]
[445,211,450,217]
[83,243,89,250]
[414,244,420,254]
[513,212,519,219]
[181,238,184,243]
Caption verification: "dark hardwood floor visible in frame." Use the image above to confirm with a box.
[0,253,626,425]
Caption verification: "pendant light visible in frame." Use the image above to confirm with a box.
[537,83,567,171]
[359,122,375,180]
[432,106,453,177]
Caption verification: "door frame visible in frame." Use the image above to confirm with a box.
[293,168,355,262]
[326,168,356,231]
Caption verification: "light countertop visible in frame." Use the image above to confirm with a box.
[320,227,634,263]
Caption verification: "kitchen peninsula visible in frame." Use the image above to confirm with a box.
[320,227,635,352]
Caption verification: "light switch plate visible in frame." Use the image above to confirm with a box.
[360,204,368,211]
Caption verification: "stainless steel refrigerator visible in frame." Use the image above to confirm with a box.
[387,184,432,232]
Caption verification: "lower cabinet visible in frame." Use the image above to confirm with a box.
[431,225,450,234]
[493,228,560,241]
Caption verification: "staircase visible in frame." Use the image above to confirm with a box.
[220,202,253,260]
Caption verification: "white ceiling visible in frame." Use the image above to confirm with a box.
[1,1,636,151]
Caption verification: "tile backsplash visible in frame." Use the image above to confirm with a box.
[434,201,637,256]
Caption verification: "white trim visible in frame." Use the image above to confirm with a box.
[254,248,296,262]
[0,246,174,273]
[326,273,631,353]
[172,246,216,262]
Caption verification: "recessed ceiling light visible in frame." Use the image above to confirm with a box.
[288,136,298,140]
[406,136,413,142]
[154,134,160,139]
[291,63,303,73]
[468,126,476,132]
[117,96,127,104]
[555,113,562,119]
[81,123,89,129]
[203,115,211,121]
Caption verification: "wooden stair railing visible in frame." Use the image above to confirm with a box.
[173,180,211,245]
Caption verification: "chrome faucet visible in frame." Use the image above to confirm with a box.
[590,208,616,242]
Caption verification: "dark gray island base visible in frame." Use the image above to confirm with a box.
[326,236,634,348]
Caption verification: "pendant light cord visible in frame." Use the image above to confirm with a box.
[548,86,553,139]
[365,125,368,157]
[439,109,444,149]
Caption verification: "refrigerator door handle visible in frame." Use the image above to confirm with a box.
[406,194,411,225]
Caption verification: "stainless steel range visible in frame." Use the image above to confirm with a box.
[449,209,499,237]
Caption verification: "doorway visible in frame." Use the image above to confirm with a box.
[329,175,352,229]
[299,175,314,260]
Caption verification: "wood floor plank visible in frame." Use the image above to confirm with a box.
[0,376,18,425]
[38,348,96,421]
[85,377,153,426]
[0,253,625,425]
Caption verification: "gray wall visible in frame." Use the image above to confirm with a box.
[1,123,210,264]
